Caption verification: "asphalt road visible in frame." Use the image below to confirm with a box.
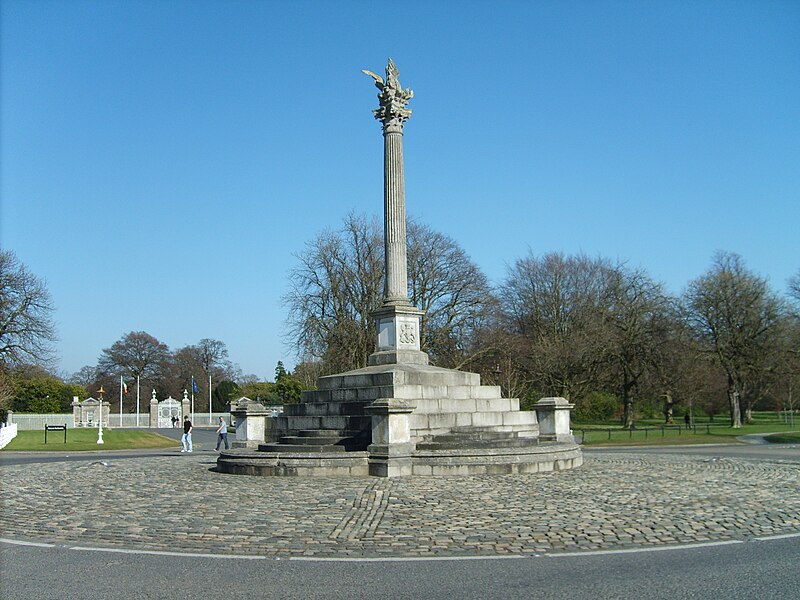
[583,441,800,462]
[0,427,221,466]
[2,536,798,599]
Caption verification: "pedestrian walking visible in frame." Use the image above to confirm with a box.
[181,415,193,453]
[215,416,230,451]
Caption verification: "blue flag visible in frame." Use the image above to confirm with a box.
[192,377,199,394]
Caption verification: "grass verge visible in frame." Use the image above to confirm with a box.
[763,432,800,444]
[1,428,178,451]
[575,419,799,447]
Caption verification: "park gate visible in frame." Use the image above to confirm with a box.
[157,397,182,429]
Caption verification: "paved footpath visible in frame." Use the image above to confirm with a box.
[1,445,798,559]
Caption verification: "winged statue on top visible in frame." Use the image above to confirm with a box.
[362,58,413,130]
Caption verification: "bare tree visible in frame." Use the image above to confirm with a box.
[0,250,57,368]
[292,360,325,391]
[284,213,494,374]
[68,365,99,389]
[285,213,383,373]
[98,331,172,402]
[497,252,609,401]
[789,269,800,316]
[407,220,496,368]
[682,351,729,422]
[465,328,535,404]
[172,345,203,399]
[0,366,14,417]
[683,252,784,427]
[197,338,232,411]
[599,264,676,428]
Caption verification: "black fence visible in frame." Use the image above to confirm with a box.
[571,422,789,444]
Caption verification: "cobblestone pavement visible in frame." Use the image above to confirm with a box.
[1,450,798,558]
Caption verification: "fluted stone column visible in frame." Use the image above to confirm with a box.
[364,59,428,366]
[383,128,409,305]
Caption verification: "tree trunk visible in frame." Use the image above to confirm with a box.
[622,374,635,429]
[663,390,674,424]
[727,376,742,428]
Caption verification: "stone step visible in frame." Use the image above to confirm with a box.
[416,427,539,451]
[415,437,538,451]
[285,401,371,417]
[316,368,481,391]
[317,372,396,390]
[272,415,373,431]
[430,430,519,443]
[279,435,347,446]
[310,387,394,403]
[259,442,347,453]
[409,409,538,432]
[296,429,361,438]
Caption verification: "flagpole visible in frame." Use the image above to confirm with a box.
[208,373,212,425]
[119,376,123,428]
[191,376,195,422]
[136,376,140,428]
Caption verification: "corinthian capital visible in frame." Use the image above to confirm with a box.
[363,58,413,133]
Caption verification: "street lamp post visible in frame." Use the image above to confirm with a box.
[97,386,105,444]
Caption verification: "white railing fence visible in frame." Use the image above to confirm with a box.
[0,421,18,449]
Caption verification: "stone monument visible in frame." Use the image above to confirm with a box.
[361,59,426,368]
[217,60,582,477]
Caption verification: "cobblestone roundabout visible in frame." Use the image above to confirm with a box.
[2,453,798,558]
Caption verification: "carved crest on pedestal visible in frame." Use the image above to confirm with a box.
[399,322,416,345]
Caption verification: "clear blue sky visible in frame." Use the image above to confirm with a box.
[2,1,798,380]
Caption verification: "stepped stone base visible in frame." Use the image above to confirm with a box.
[217,449,370,477]
[216,443,582,477]
[216,362,582,477]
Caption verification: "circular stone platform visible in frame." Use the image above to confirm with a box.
[2,452,798,558]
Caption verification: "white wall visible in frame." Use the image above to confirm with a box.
[10,413,232,430]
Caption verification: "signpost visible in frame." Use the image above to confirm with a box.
[44,424,67,444]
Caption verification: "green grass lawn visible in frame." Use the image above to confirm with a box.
[575,413,798,446]
[2,428,179,451]
[763,432,800,444]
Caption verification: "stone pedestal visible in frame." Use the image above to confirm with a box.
[368,305,428,366]
[535,397,575,443]
[71,396,81,426]
[181,389,190,422]
[149,391,159,428]
[366,398,416,477]
[231,400,271,449]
